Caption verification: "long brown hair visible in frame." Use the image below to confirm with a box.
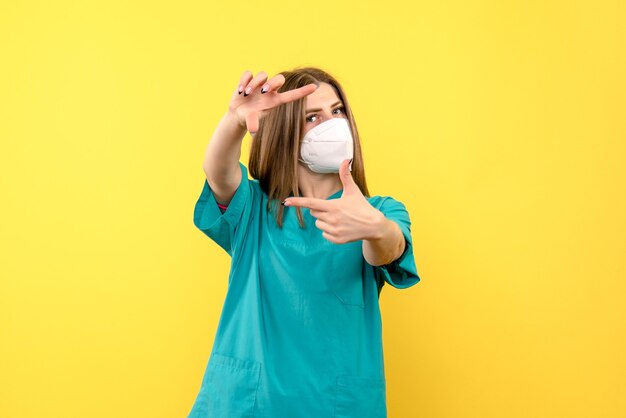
[248,66,370,228]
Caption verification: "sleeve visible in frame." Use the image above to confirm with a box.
[372,196,421,289]
[192,162,254,256]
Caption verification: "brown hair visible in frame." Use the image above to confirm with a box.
[248,66,370,228]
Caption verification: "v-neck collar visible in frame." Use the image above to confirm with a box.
[290,188,343,200]
[326,189,343,200]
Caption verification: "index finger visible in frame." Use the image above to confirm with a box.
[283,196,332,211]
[278,83,319,104]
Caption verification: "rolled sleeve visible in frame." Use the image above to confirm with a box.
[192,162,253,256]
[373,197,421,289]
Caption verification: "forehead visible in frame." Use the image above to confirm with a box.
[305,82,341,109]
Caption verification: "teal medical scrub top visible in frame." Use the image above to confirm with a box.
[187,162,421,418]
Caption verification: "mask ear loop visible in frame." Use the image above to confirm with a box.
[297,138,307,165]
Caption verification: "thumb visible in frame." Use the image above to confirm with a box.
[245,111,259,134]
[339,158,359,195]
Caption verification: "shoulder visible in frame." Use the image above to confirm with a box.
[237,162,263,194]
[367,194,407,212]
[367,195,411,228]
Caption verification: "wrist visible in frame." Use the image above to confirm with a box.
[365,211,387,241]
[224,109,246,131]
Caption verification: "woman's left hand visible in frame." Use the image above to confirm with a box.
[283,159,386,244]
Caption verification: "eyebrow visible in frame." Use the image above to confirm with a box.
[305,100,343,114]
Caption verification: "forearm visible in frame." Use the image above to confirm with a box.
[203,110,247,183]
[362,217,405,266]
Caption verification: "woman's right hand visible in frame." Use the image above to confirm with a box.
[227,70,319,134]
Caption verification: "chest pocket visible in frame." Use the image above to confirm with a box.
[329,240,366,308]
[190,353,261,418]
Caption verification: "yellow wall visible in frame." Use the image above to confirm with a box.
[1,1,624,417]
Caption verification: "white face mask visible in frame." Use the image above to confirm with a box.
[298,118,354,174]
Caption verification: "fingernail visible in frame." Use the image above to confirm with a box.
[281,199,286,206]
[261,85,268,94]
[238,85,243,94]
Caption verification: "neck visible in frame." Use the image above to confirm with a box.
[296,162,342,199]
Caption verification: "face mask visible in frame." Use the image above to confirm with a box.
[298,118,354,174]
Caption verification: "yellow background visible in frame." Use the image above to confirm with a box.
[1,1,624,417]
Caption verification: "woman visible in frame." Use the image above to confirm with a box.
[188,67,421,418]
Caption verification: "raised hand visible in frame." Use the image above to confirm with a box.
[283,159,387,244]
[228,70,319,134]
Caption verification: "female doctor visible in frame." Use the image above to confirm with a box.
[188,66,421,418]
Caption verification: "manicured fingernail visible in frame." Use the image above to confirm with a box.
[261,85,268,94]
[281,199,286,206]
[238,85,243,94]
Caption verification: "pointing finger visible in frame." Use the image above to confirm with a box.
[278,83,319,104]
[283,196,332,211]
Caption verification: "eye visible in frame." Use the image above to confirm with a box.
[305,106,345,123]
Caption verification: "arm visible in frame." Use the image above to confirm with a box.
[362,215,406,266]
[202,110,246,207]
[204,70,318,207]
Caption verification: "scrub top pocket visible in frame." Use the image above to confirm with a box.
[191,353,262,418]
[334,375,387,418]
